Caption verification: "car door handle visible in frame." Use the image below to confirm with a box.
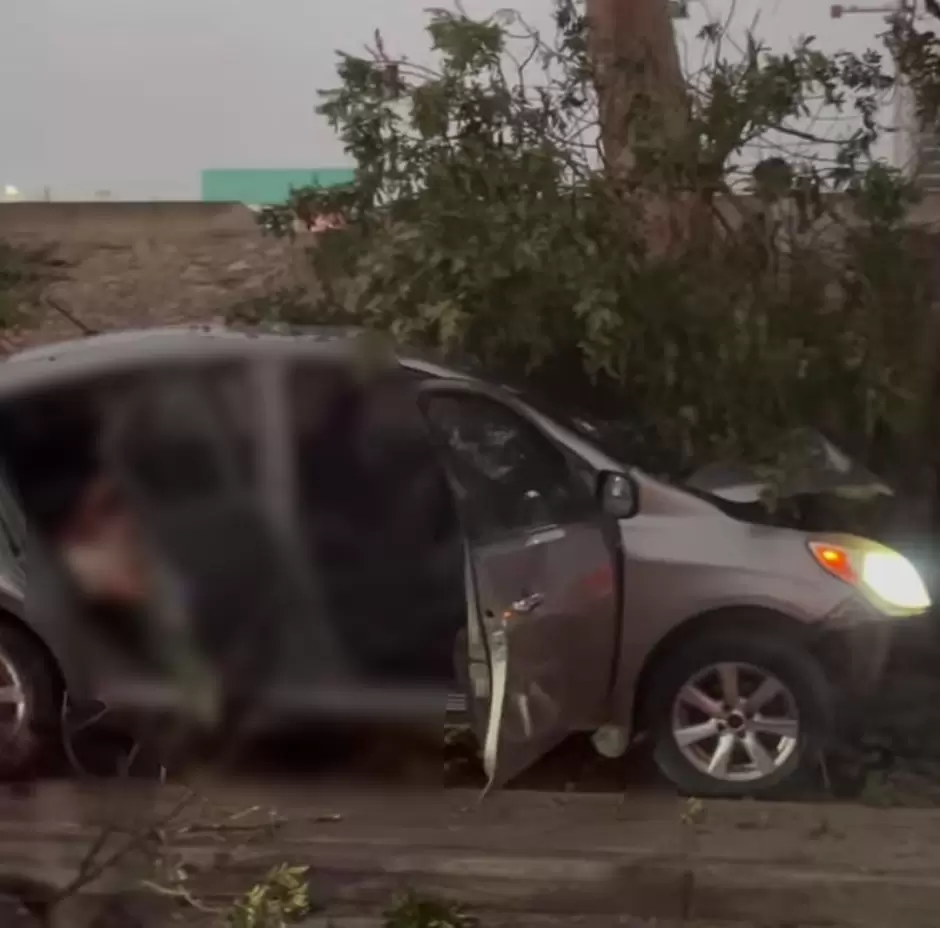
[510,592,544,615]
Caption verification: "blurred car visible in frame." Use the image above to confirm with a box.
[0,326,929,797]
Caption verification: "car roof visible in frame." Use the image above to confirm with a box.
[0,325,472,401]
[0,325,625,489]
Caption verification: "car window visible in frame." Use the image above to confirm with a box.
[288,362,457,559]
[423,392,592,540]
[401,359,638,467]
[0,382,105,539]
[107,363,256,507]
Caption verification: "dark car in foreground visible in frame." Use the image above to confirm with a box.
[0,327,929,797]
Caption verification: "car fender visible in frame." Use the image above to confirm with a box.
[16,551,106,703]
[604,511,853,737]
[0,566,86,703]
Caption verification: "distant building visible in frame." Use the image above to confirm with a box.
[200,168,355,205]
[913,115,940,190]
[891,76,940,191]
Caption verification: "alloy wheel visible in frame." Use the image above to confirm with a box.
[670,661,800,783]
[0,648,27,747]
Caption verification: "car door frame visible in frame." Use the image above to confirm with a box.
[416,378,624,789]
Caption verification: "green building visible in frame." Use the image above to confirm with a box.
[200,168,355,205]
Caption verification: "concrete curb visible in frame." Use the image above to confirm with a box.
[5,840,940,928]
[296,848,940,928]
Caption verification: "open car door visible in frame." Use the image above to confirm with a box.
[418,381,621,789]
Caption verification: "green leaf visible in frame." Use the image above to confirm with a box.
[231,0,936,488]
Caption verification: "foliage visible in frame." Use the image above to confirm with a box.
[0,240,53,328]
[228,286,316,329]
[224,864,313,928]
[887,2,940,133]
[384,890,479,928]
[240,1,938,482]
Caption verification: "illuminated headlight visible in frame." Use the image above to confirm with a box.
[810,538,932,615]
[860,551,931,612]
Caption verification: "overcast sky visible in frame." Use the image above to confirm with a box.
[0,0,897,200]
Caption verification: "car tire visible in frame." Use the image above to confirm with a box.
[0,623,60,781]
[646,628,832,799]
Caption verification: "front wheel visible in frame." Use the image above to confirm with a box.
[646,629,832,798]
[0,624,60,780]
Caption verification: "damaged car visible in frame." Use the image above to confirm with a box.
[0,326,929,797]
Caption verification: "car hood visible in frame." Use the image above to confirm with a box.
[620,470,853,622]
[685,431,891,504]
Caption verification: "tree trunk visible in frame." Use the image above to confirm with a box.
[586,0,685,171]
[586,0,693,254]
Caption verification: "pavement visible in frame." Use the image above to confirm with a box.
[3,783,940,926]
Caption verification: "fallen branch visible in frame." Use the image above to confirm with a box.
[42,296,99,337]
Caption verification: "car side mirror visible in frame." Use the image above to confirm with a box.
[599,471,638,519]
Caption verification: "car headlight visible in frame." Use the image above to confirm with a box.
[809,537,931,615]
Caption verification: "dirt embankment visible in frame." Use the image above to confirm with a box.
[0,202,313,351]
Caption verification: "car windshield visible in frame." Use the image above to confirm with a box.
[504,388,638,465]
[542,408,630,460]
[403,351,640,465]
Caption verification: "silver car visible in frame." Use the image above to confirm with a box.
[0,327,929,797]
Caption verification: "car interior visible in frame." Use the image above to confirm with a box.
[0,379,166,675]
[289,365,466,690]
[0,362,470,721]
